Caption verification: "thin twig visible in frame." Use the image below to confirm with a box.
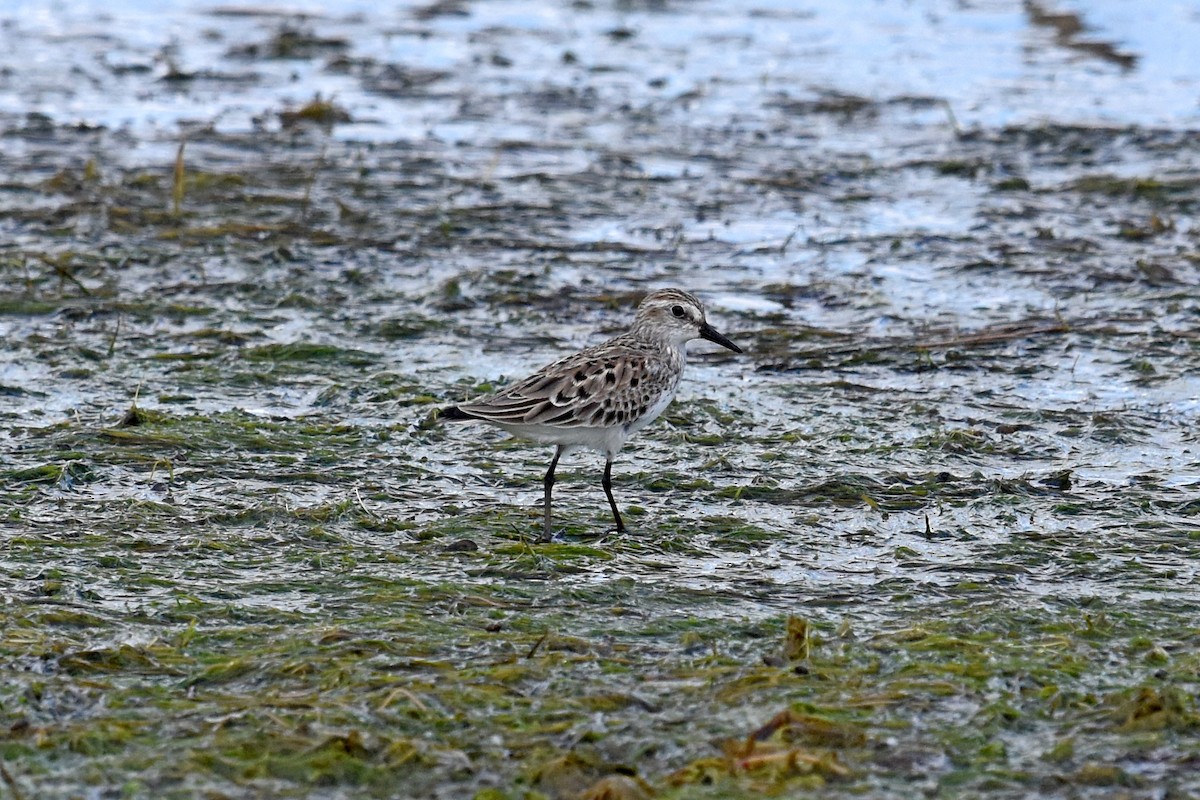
[768,316,1144,367]
[38,255,91,296]
[0,760,26,800]
[780,223,803,255]
[525,630,549,660]
[106,313,121,358]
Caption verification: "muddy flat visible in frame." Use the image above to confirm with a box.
[1,1,1198,798]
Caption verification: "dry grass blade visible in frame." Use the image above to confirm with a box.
[173,140,186,220]
[36,253,91,296]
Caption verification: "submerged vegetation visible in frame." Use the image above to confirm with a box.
[1,1,1199,798]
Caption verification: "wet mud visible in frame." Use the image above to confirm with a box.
[1,1,1199,798]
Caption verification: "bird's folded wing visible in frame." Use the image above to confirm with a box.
[456,347,654,428]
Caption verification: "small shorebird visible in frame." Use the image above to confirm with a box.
[440,288,743,541]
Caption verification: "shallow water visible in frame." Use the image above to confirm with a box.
[2,0,1200,798]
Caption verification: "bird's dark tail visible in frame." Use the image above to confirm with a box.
[439,405,472,421]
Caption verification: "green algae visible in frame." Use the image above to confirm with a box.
[7,495,1197,797]
[240,343,379,365]
[1,20,1198,800]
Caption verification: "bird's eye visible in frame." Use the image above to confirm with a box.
[671,305,686,318]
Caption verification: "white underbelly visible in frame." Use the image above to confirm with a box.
[493,387,677,456]
[625,389,675,436]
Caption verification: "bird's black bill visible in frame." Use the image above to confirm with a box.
[699,322,743,353]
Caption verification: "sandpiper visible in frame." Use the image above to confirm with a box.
[440,288,743,541]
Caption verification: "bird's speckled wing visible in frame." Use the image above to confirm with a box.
[455,335,679,429]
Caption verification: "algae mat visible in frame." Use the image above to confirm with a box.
[2,1,1199,798]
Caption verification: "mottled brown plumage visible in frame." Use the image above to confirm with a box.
[441,288,742,541]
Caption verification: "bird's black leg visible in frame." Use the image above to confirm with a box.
[602,457,625,533]
[540,445,564,543]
